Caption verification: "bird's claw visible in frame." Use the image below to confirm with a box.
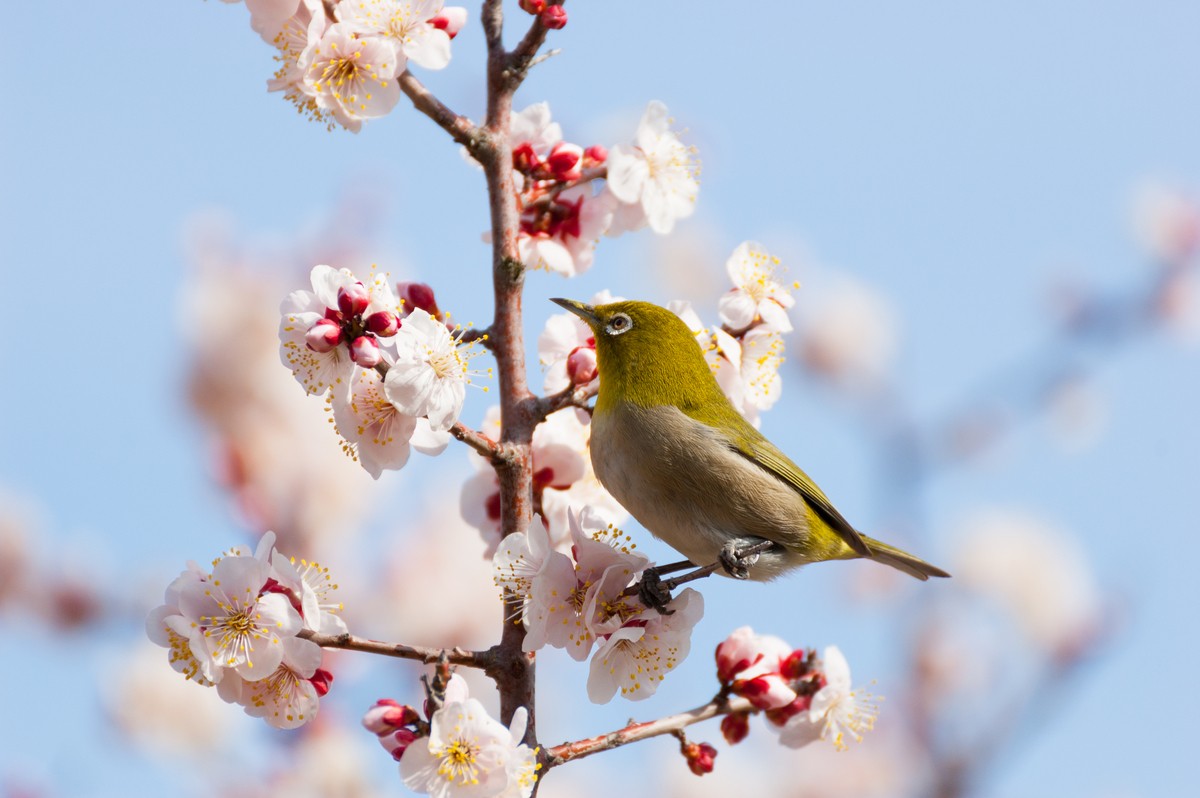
[637,569,676,614]
[719,540,762,580]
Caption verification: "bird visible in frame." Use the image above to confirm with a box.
[550,297,949,590]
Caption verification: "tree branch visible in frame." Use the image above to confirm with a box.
[299,629,489,669]
[450,421,501,460]
[543,692,755,768]
[535,381,598,420]
[524,166,607,210]
[397,70,489,156]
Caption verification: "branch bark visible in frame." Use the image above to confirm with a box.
[543,693,755,768]
[299,629,489,668]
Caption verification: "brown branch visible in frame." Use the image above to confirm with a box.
[535,381,598,420]
[543,693,755,768]
[299,629,489,668]
[524,166,608,211]
[397,70,489,156]
[450,421,501,460]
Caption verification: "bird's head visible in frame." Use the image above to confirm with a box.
[550,298,721,410]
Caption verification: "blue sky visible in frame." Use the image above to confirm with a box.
[2,2,1198,796]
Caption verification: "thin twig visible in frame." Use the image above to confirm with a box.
[536,381,598,419]
[450,422,502,460]
[397,71,489,156]
[524,166,608,210]
[542,692,754,768]
[299,629,489,668]
[526,47,563,71]
[620,540,776,600]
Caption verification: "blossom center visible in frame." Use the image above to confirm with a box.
[437,738,480,785]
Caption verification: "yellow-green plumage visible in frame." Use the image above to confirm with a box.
[553,297,949,582]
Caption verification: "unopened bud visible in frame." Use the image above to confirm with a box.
[363,699,419,734]
[764,695,813,727]
[429,6,467,38]
[349,335,382,368]
[720,712,750,745]
[547,142,584,182]
[365,310,399,337]
[337,282,370,316]
[584,144,608,165]
[566,346,598,385]
[540,4,567,29]
[519,0,546,14]
[399,282,440,317]
[306,318,343,353]
[780,649,812,680]
[383,728,420,761]
[512,141,541,174]
[681,741,717,776]
[310,668,334,697]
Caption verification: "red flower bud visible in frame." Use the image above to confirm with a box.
[547,142,584,182]
[399,281,440,317]
[764,694,813,727]
[720,712,751,745]
[584,144,608,164]
[780,648,812,680]
[519,0,546,14]
[306,318,343,353]
[385,728,420,760]
[365,310,399,337]
[681,741,717,776]
[349,335,382,368]
[429,7,466,38]
[337,282,370,316]
[566,346,598,385]
[539,5,567,29]
[309,668,334,697]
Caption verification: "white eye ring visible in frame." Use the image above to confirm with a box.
[605,313,633,336]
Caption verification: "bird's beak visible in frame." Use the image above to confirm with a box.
[550,297,600,327]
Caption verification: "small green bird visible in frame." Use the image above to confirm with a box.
[551,297,949,585]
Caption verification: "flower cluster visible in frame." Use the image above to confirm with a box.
[144,532,340,729]
[716,627,879,752]
[224,0,467,132]
[462,405,626,554]
[501,102,700,277]
[363,675,539,798]
[493,508,704,702]
[280,265,486,478]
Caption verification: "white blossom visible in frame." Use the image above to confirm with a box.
[301,23,402,132]
[334,366,420,478]
[386,308,485,432]
[606,101,699,234]
[337,0,463,72]
[718,241,795,333]
[775,646,879,751]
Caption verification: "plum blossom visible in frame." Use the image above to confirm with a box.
[718,241,796,333]
[495,508,702,702]
[587,586,703,703]
[301,23,402,132]
[385,308,488,432]
[399,695,538,798]
[774,646,879,751]
[517,186,613,277]
[279,264,401,396]
[147,533,344,730]
[177,553,302,679]
[606,100,699,234]
[715,626,799,710]
[217,636,329,729]
[337,0,467,72]
[333,367,419,478]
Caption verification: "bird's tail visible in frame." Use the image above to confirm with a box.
[860,535,951,581]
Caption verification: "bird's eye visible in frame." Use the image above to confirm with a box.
[605,313,633,336]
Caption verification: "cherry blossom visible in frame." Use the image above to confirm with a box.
[385,308,488,432]
[301,23,402,132]
[606,100,699,234]
[517,186,613,277]
[145,565,223,687]
[715,626,798,711]
[718,241,796,333]
[333,367,420,478]
[270,549,347,636]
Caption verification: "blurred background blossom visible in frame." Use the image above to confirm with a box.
[3,2,1199,797]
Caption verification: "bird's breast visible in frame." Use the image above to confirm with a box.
[590,403,813,578]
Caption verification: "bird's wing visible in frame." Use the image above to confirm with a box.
[727,427,873,557]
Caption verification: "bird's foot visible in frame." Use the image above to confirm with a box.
[637,569,676,614]
[719,539,766,580]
